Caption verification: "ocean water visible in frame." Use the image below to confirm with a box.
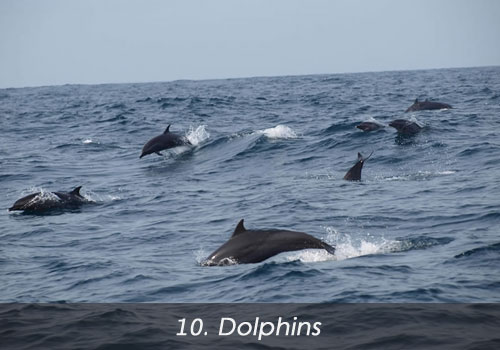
[1,66,500,303]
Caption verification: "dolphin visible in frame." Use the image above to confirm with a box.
[9,186,89,212]
[140,124,191,158]
[356,121,383,132]
[343,152,373,181]
[202,219,335,266]
[389,119,422,135]
[405,98,452,113]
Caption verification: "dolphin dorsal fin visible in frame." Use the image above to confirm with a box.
[232,219,246,237]
[357,152,363,161]
[164,124,171,134]
[71,186,82,196]
[415,98,419,103]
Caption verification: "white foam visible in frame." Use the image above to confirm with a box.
[258,125,298,139]
[379,170,456,181]
[185,125,210,146]
[82,190,119,202]
[195,248,208,265]
[286,227,399,263]
[83,138,93,144]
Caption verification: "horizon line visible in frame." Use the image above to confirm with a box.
[2,64,498,91]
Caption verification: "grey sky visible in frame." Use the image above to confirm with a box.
[1,0,499,88]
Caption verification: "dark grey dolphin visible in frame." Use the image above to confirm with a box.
[356,121,382,132]
[343,152,373,181]
[405,98,452,113]
[9,186,89,212]
[389,119,422,135]
[140,125,191,158]
[202,219,335,266]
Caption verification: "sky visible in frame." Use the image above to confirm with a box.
[1,0,499,88]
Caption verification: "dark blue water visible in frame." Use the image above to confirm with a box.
[2,66,500,302]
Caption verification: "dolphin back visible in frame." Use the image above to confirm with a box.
[406,99,452,112]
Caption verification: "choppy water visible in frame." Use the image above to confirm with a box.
[1,66,500,302]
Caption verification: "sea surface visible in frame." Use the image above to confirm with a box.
[1,66,500,303]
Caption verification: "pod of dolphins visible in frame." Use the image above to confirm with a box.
[9,98,452,266]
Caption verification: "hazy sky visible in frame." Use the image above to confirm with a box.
[1,0,499,88]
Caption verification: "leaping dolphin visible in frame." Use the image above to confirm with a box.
[405,98,452,113]
[343,152,373,181]
[202,219,335,266]
[9,186,90,212]
[140,124,191,158]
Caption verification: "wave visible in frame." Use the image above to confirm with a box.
[454,242,500,259]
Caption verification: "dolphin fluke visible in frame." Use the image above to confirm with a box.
[343,151,373,181]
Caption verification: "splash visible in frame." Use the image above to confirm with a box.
[23,187,61,204]
[195,248,239,267]
[286,227,399,263]
[258,125,298,139]
[82,189,118,203]
[185,125,210,146]
[194,248,208,265]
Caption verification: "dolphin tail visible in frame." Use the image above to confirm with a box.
[322,242,336,255]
